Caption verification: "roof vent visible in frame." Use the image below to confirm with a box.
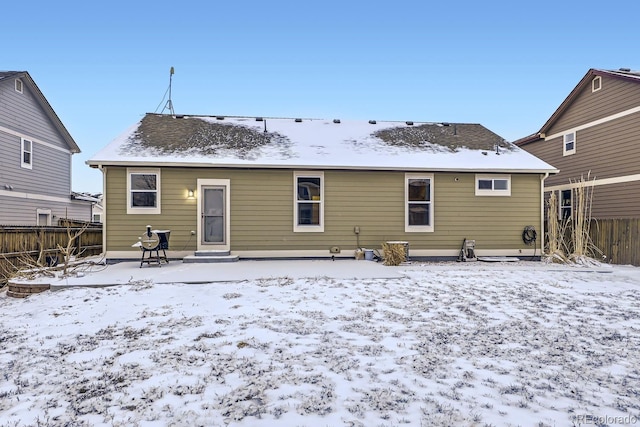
[333,119,341,124]
[295,118,302,123]
[216,116,224,120]
[406,121,414,126]
[441,122,450,126]
[255,117,263,121]
[175,114,184,119]
[369,120,377,124]
[620,68,631,72]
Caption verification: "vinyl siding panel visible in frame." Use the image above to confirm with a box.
[521,75,640,223]
[0,75,76,223]
[589,181,640,219]
[0,78,69,148]
[0,131,72,197]
[104,166,543,255]
[548,76,640,134]
[543,111,640,187]
[0,195,91,225]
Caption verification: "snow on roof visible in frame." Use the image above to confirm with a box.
[88,114,558,173]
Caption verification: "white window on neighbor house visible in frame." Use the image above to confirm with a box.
[15,79,23,93]
[294,171,324,232]
[127,168,161,214]
[36,208,51,226]
[592,76,602,92]
[405,173,434,232]
[560,189,572,220]
[475,174,511,196]
[92,213,102,223]
[21,138,33,169]
[563,132,576,156]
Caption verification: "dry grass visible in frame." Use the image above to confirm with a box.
[381,242,406,266]
[545,173,604,265]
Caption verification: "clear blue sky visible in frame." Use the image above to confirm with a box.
[3,0,637,194]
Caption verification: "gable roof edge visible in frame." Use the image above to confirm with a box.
[86,159,558,174]
[16,72,80,153]
[538,68,640,135]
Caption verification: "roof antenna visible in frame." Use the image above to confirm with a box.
[160,67,176,116]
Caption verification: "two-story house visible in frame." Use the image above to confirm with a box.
[0,71,91,225]
[516,68,640,263]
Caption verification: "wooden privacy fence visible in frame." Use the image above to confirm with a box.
[589,218,640,266]
[0,224,102,285]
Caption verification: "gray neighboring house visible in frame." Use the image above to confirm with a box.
[0,71,91,225]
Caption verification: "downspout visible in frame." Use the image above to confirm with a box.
[99,164,107,258]
[540,172,550,258]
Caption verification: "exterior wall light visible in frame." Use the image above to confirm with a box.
[188,189,195,199]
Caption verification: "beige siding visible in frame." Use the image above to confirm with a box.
[105,167,543,255]
[549,76,640,134]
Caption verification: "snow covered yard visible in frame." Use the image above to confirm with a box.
[1,262,640,426]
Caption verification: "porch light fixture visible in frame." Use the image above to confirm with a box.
[187,189,195,199]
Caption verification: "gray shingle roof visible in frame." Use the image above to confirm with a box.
[89,113,558,173]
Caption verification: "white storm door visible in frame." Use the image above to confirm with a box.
[197,179,230,251]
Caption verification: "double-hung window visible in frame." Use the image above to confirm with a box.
[127,168,161,214]
[21,138,33,169]
[475,174,511,196]
[563,132,576,156]
[405,173,434,232]
[294,171,324,232]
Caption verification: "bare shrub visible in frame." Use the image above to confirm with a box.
[381,242,406,266]
[545,173,604,265]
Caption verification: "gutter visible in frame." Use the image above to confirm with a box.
[86,160,558,175]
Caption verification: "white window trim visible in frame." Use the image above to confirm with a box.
[36,208,52,226]
[92,213,102,223]
[127,168,161,214]
[21,138,33,169]
[15,79,23,93]
[293,171,324,232]
[475,174,511,196]
[563,132,576,156]
[405,173,434,233]
[592,76,602,92]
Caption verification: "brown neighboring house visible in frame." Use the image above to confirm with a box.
[515,68,640,263]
